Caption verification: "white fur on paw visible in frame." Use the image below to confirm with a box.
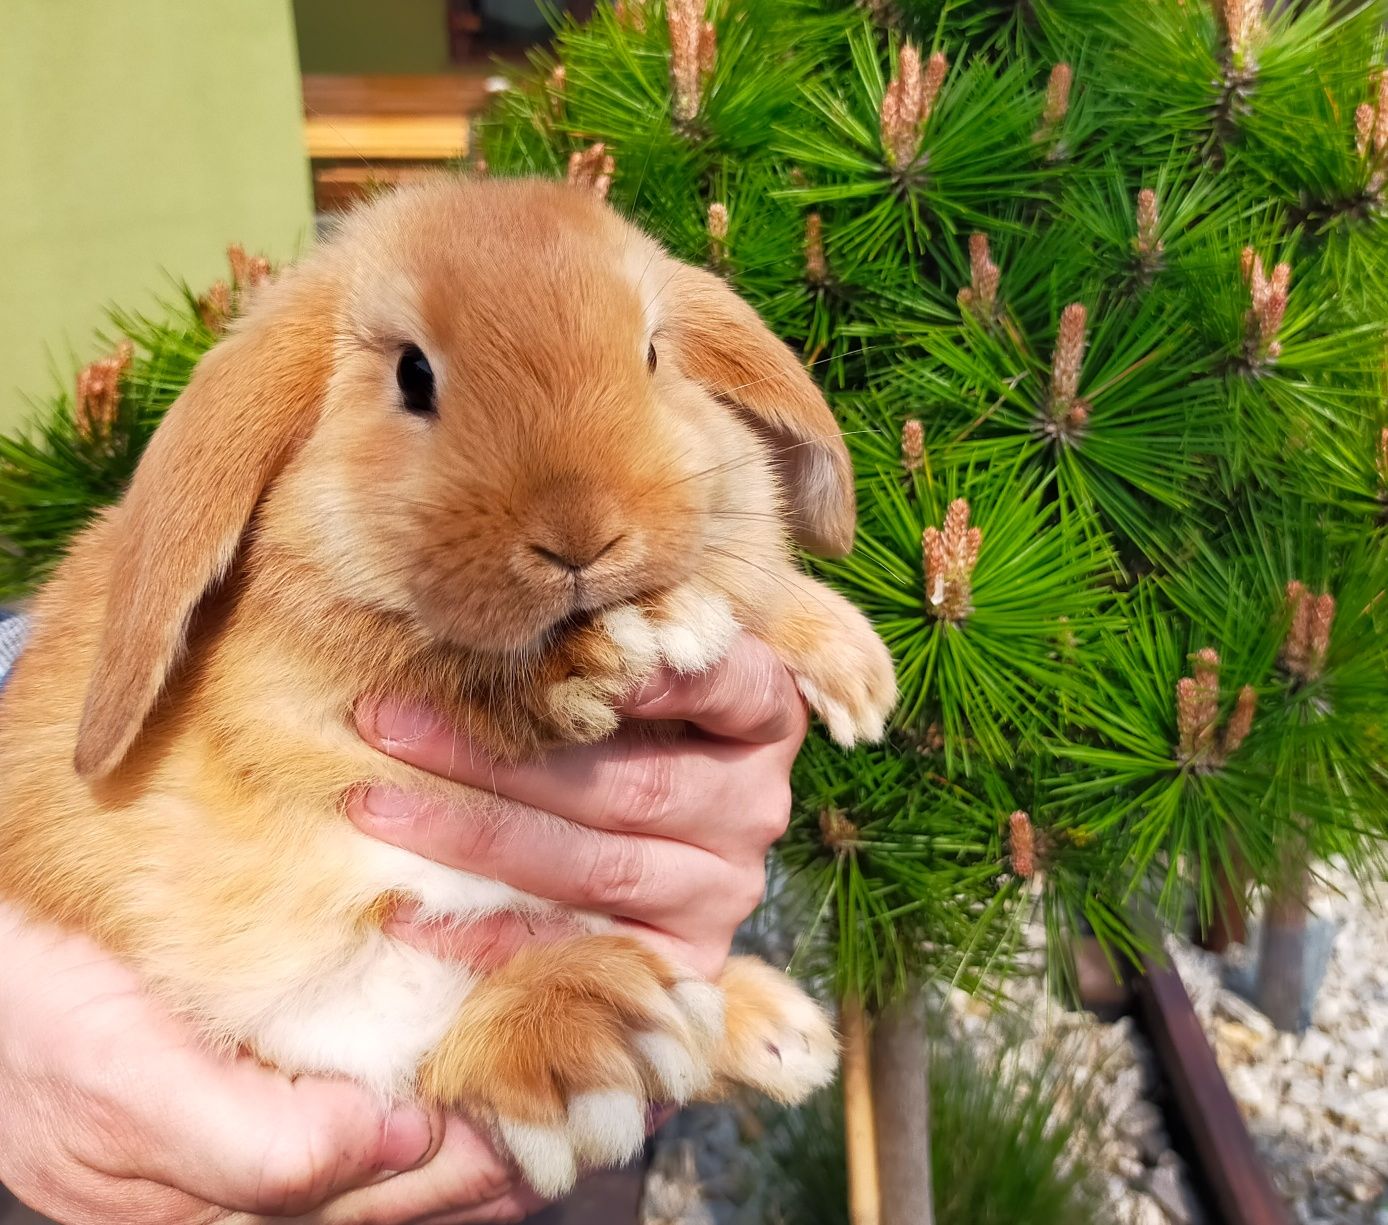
[499,1118,577,1199]
[738,995,838,1105]
[548,677,621,740]
[599,605,662,678]
[634,1030,712,1103]
[652,587,738,674]
[566,1089,647,1166]
[672,979,726,1052]
[794,668,892,747]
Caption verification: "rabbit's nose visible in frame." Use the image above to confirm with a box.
[529,533,626,575]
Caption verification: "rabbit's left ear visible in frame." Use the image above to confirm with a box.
[74,271,334,780]
[659,263,855,557]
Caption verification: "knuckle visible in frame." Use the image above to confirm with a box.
[590,837,653,909]
[607,749,672,833]
[753,783,794,846]
[731,867,768,920]
[253,1141,331,1216]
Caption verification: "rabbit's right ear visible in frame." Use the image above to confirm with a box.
[74,275,334,780]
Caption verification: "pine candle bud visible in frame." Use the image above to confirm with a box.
[1009,811,1035,879]
[1241,248,1290,366]
[548,65,566,116]
[669,0,715,124]
[819,807,859,854]
[73,341,134,443]
[1356,70,1388,194]
[1374,70,1388,159]
[1281,580,1335,681]
[922,498,982,622]
[881,45,946,170]
[615,0,646,30]
[1034,62,1072,146]
[1221,685,1257,756]
[1377,426,1388,491]
[707,202,729,267]
[1356,103,1375,158]
[1044,303,1091,441]
[1135,188,1164,266]
[958,233,1000,319]
[197,280,233,335]
[901,418,924,473]
[1218,0,1263,63]
[1175,648,1221,762]
[805,213,828,285]
[567,143,615,199]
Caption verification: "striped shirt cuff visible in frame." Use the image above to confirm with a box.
[0,612,29,688]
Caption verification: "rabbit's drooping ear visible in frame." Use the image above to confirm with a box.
[74,278,333,780]
[661,264,855,557]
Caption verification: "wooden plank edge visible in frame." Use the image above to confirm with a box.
[1132,954,1292,1225]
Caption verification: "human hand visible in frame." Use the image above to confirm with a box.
[351,631,809,980]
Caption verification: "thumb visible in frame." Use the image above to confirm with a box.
[132,1051,440,1216]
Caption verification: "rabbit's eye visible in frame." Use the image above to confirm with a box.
[647,342,658,374]
[396,345,436,415]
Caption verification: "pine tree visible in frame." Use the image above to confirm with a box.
[477,0,1388,1216]
[2,1,1387,1219]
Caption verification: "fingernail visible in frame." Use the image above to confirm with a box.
[361,785,414,821]
[381,1103,435,1171]
[626,670,676,713]
[369,699,444,746]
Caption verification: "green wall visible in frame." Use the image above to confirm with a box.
[293,0,450,74]
[0,0,314,431]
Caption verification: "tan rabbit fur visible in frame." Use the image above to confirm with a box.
[0,177,895,1197]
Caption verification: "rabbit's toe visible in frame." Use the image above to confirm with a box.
[545,674,623,742]
[423,935,722,1198]
[716,956,838,1105]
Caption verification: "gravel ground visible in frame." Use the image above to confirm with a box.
[640,863,1388,1224]
[1170,862,1388,1225]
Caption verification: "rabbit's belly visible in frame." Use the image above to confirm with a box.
[250,932,473,1098]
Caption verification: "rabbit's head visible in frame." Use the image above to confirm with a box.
[74,177,854,778]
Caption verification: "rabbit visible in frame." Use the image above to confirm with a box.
[0,176,896,1198]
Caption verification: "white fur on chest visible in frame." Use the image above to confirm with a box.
[252,931,472,1097]
[246,830,607,1097]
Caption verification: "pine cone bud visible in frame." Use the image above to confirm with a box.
[1051,303,1088,411]
[1135,188,1163,264]
[707,202,729,266]
[669,0,713,124]
[1009,811,1035,879]
[1222,685,1257,755]
[901,418,924,473]
[960,233,1000,319]
[923,498,981,622]
[819,807,859,854]
[567,143,615,199]
[73,341,134,443]
[1034,62,1072,145]
[805,213,828,285]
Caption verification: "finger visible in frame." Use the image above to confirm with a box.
[130,1057,440,1216]
[356,729,789,855]
[310,1113,540,1225]
[622,631,808,745]
[383,908,582,971]
[357,635,806,779]
[348,790,746,934]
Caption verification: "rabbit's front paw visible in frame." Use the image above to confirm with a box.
[541,585,740,743]
[602,585,740,677]
[780,587,896,747]
[421,935,723,1198]
[715,957,838,1104]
